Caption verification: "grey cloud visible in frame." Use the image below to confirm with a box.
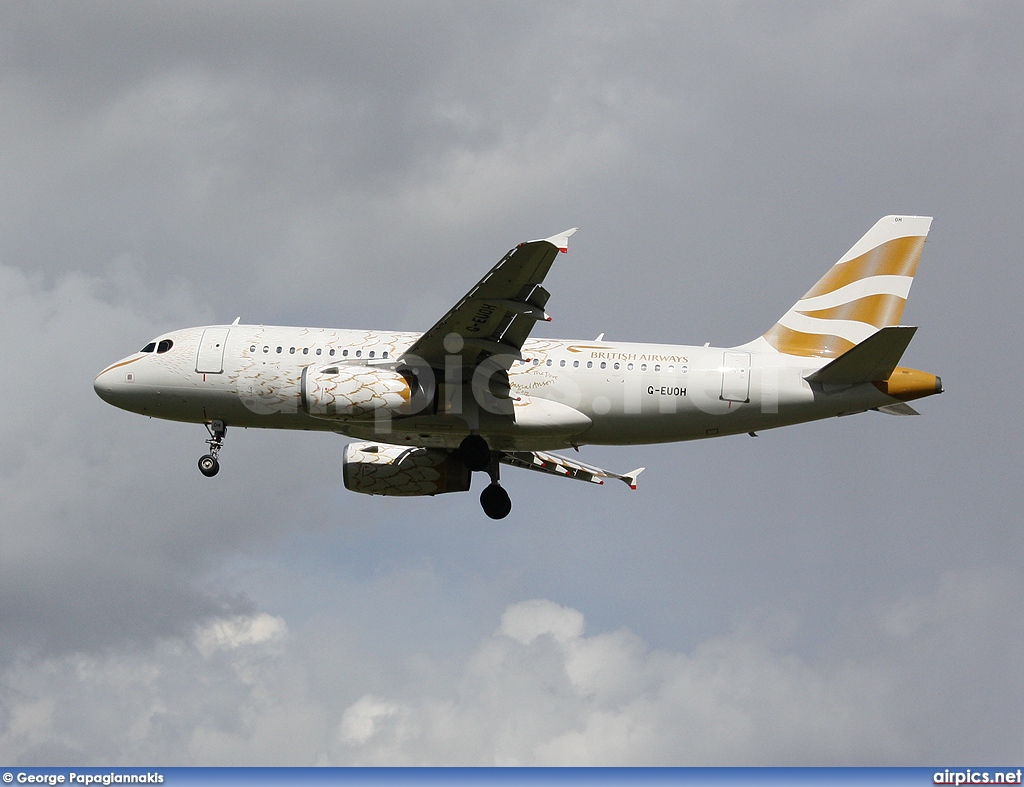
[0,0,1021,766]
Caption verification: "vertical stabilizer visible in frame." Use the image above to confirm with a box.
[761,215,932,358]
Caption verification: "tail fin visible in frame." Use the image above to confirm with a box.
[760,215,932,358]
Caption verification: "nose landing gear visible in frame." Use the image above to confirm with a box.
[198,420,227,477]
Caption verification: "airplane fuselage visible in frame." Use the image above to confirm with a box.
[95,323,934,451]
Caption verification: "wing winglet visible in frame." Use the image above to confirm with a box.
[535,227,578,253]
[624,467,645,490]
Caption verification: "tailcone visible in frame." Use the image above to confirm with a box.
[873,366,943,402]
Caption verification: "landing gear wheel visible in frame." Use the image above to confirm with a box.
[480,483,512,520]
[198,454,220,477]
[459,433,491,472]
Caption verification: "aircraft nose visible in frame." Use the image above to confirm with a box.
[94,361,137,406]
[94,368,118,404]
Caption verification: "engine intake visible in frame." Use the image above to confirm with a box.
[343,441,472,496]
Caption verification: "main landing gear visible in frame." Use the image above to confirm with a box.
[459,433,511,520]
[480,481,512,520]
[198,420,226,477]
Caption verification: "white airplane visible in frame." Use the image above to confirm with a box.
[95,215,941,519]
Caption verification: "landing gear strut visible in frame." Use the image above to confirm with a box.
[458,433,491,472]
[198,420,226,477]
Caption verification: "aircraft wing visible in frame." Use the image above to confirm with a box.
[501,449,644,490]
[399,229,577,379]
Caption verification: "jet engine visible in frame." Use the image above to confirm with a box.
[302,364,414,419]
[342,441,472,496]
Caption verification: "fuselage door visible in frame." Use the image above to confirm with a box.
[196,327,231,374]
[720,351,750,403]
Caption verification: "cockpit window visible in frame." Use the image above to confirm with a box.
[140,342,156,353]
[157,339,173,353]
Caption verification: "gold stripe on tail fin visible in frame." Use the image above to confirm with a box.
[761,216,932,358]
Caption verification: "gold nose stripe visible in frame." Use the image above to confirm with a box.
[798,293,908,330]
[97,355,144,376]
[803,236,926,299]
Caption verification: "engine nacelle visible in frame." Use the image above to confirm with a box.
[302,364,412,419]
[343,441,472,496]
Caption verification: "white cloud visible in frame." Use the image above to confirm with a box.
[195,613,287,658]
[331,599,903,766]
[337,695,412,747]
[4,574,1015,765]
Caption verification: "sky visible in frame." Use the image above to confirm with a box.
[0,0,1022,766]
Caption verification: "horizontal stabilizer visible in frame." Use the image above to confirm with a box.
[805,326,917,385]
[875,402,920,416]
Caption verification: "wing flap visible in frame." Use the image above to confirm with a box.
[501,449,644,489]
[399,230,576,377]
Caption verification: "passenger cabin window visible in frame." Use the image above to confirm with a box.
[355,350,361,358]
[157,339,173,353]
[316,348,322,356]
[329,349,336,356]
[368,351,375,358]
[383,352,389,359]
[342,350,349,357]
[140,342,156,353]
